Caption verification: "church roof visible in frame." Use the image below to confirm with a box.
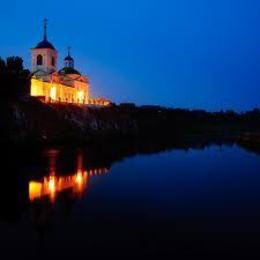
[35,39,56,50]
[64,47,74,61]
[64,55,74,61]
[58,67,81,75]
[34,19,56,50]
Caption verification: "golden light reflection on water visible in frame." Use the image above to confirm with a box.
[29,149,110,202]
[29,168,109,202]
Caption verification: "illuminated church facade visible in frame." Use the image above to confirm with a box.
[30,20,110,106]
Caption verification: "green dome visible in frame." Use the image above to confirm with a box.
[58,67,81,75]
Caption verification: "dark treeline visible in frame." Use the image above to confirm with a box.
[0,56,30,100]
[0,56,30,141]
[116,104,260,136]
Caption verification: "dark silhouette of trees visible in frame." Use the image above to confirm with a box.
[0,56,30,100]
[6,56,24,74]
[0,57,6,73]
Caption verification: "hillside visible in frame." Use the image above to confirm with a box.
[2,96,260,147]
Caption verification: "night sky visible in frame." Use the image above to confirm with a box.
[1,0,260,111]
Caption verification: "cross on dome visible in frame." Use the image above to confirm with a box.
[43,18,48,41]
[34,18,56,50]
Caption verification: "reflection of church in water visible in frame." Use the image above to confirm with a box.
[31,19,111,106]
[29,150,110,203]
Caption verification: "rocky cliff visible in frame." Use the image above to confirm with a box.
[2,96,260,146]
[8,97,138,144]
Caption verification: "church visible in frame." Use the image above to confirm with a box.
[30,20,110,106]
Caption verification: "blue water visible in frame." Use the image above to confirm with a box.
[89,145,260,217]
[1,144,260,259]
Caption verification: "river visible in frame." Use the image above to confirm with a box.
[1,141,260,259]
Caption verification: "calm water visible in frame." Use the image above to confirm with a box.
[1,143,260,259]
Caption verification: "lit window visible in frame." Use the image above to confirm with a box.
[50,86,56,100]
[77,90,84,103]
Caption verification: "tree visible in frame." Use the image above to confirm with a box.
[0,56,30,99]
[6,56,24,74]
[0,57,6,75]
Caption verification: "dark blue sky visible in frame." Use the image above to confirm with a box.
[1,0,260,111]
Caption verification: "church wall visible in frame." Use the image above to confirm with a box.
[75,81,89,103]
[31,78,46,96]
[31,78,89,104]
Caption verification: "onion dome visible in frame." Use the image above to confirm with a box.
[63,47,75,69]
[35,19,56,50]
[35,40,55,50]
[64,54,74,62]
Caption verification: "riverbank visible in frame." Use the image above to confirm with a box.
[1,97,260,151]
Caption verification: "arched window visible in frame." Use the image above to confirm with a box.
[37,55,43,65]
[52,57,55,66]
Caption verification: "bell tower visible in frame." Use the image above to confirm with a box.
[31,19,58,74]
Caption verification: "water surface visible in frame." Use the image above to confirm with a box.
[1,143,260,260]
